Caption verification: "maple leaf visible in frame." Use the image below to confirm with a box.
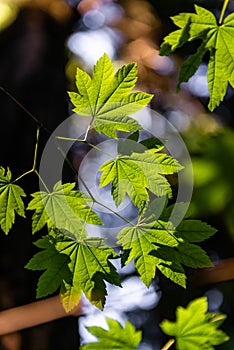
[160,297,229,350]
[99,146,183,210]
[0,167,26,234]
[25,236,72,298]
[68,53,153,138]
[117,216,215,288]
[160,5,234,111]
[57,234,120,312]
[81,318,142,349]
[26,233,120,312]
[27,181,102,235]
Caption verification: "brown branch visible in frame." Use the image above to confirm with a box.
[0,296,83,336]
[190,257,234,286]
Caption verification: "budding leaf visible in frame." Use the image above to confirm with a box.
[68,53,153,138]
[0,167,26,234]
[160,5,234,111]
[81,318,142,349]
[160,297,229,349]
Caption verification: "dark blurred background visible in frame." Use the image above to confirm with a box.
[1,0,234,349]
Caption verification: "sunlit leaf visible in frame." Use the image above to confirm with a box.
[26,233,120,312]
[160,297,229,349]
[68,53,153,138]
[160,5,234,111]
[117,216,215,288]
[57,234,120,312]
[99,147,183,210]
[0,167,26,234]
[81,318,142,349]
[27,181,102,235]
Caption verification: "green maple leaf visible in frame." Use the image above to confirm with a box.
[81,318,142,349]
[160,297,229,350]
[99,146,183,210]
[160,5,234,111]
[27,181,102,234]
[26,233,120,312]
[117,216,215,288]
[25,235,72,298]
[0,167,26,234]
[57,233,120,312]
[68,53,153,138]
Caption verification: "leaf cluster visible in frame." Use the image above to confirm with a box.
[81,298,229,349]
[160,5,234,111]
[0,53,227,350]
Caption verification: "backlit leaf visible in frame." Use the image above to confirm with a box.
[27,181,102,235]
[26,233,120,312]
[117,215,215,288]
[81,318,142,349]
[0,167,26,234]
[99,147,183,210]
[160,297,229,349]
[68,53,153,138]
[160,5,234,111]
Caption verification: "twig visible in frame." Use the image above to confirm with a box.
[0,87,44,129]
[161,338,175,350]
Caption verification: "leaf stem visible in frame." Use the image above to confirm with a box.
[83,116,94,141]
[56,136,115,158]
[35,170,50,193]
[161,338,175,350]
[78,175,95,201]
[11,169,35,184]
[11,127,40,183]
[56,136,85,142]
[78,175,135,226]
[219,0,229,24]
[157,219,180,244]
[55,140,77,176]
[87,142,115,158]
[32,127,40,170]
[95,199,135,226]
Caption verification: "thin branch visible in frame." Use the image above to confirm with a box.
[11,127,41,184]
[55,140,77,176]
[32,127,40,170]
[78,175,95,201]
[0,296,83,336]
[0,86,45,129]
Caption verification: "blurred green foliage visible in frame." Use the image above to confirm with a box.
[184,127,234,237]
